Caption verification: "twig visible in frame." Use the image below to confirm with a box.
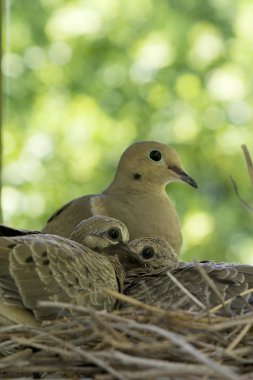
[88,308,126,344]
[242,144,253,188]
[0,324,34,333]
[230,144,253,213]
[12,331,127,380]
[0,348,33,362]
[230,176,253,212]
[95,367,222,380]
[0,364,98,374]
[96,350,237,380]
[117,321,237,379]
[226,322,252,351]
[210,288,253,314]
[39,297,166,316]
[207,315,253,332]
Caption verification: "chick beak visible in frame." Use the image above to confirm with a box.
[169,166,198,188]
[102,242,145,266]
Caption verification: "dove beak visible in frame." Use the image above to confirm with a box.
[103,243,145,265]
[169,166,198,188]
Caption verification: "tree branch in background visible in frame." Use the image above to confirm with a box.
[230,144,253,214]
[242,144,253,189]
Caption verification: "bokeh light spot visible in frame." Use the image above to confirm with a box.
[175,74,201,100]
[216,128,247,155]
[173,115,199,142]
[24,133,54,159]
[46,7,102,39]
[23,193,46,217]
[2,187,25,217]
[100,64,127,88]
[130,33,174,83]
[183,212,215,246]
[48,41,72,66]
[1,53,24,77]
[188,23,224,68]
[226,101,251,125]
[207,67,246,101]
[235,3,253,41]
[24,46,47,70]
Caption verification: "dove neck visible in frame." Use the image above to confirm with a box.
[105,171,166,195]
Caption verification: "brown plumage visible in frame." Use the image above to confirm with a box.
[124,238,253,315]
[0,216,142,325]
[42,141,197,255]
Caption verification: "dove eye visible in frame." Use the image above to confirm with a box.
[107,228,121,240]
[140,247,155,260]
[149,149,162,162]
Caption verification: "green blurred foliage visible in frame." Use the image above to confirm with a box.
[2,0,253,263]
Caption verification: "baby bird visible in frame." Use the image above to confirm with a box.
[0,216,143,325]
[127,237,179,270]
[42,141,197,255]
[124,238,253,315]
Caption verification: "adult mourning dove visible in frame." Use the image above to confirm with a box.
[42,141,197,255]
[124,238,253,315]
[0,216,143,325]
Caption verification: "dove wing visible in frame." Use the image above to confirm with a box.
[42,194,108,237]
[3,235,119,319]
[124,261,253,314]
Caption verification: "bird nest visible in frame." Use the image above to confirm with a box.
[0,291,252,380]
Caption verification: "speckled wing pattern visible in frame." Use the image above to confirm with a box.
[0,234,120,320]
[124,261,253,315]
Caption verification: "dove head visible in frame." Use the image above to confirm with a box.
[113,141,197,190]
[69,215,144,271]
[129,237,180,269]
[69,215,129,249]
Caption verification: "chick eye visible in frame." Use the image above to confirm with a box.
[149,149,162,162]
[108,228,121,240]
[141,247,155,259]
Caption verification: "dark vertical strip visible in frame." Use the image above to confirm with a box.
[0,0,3,222]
